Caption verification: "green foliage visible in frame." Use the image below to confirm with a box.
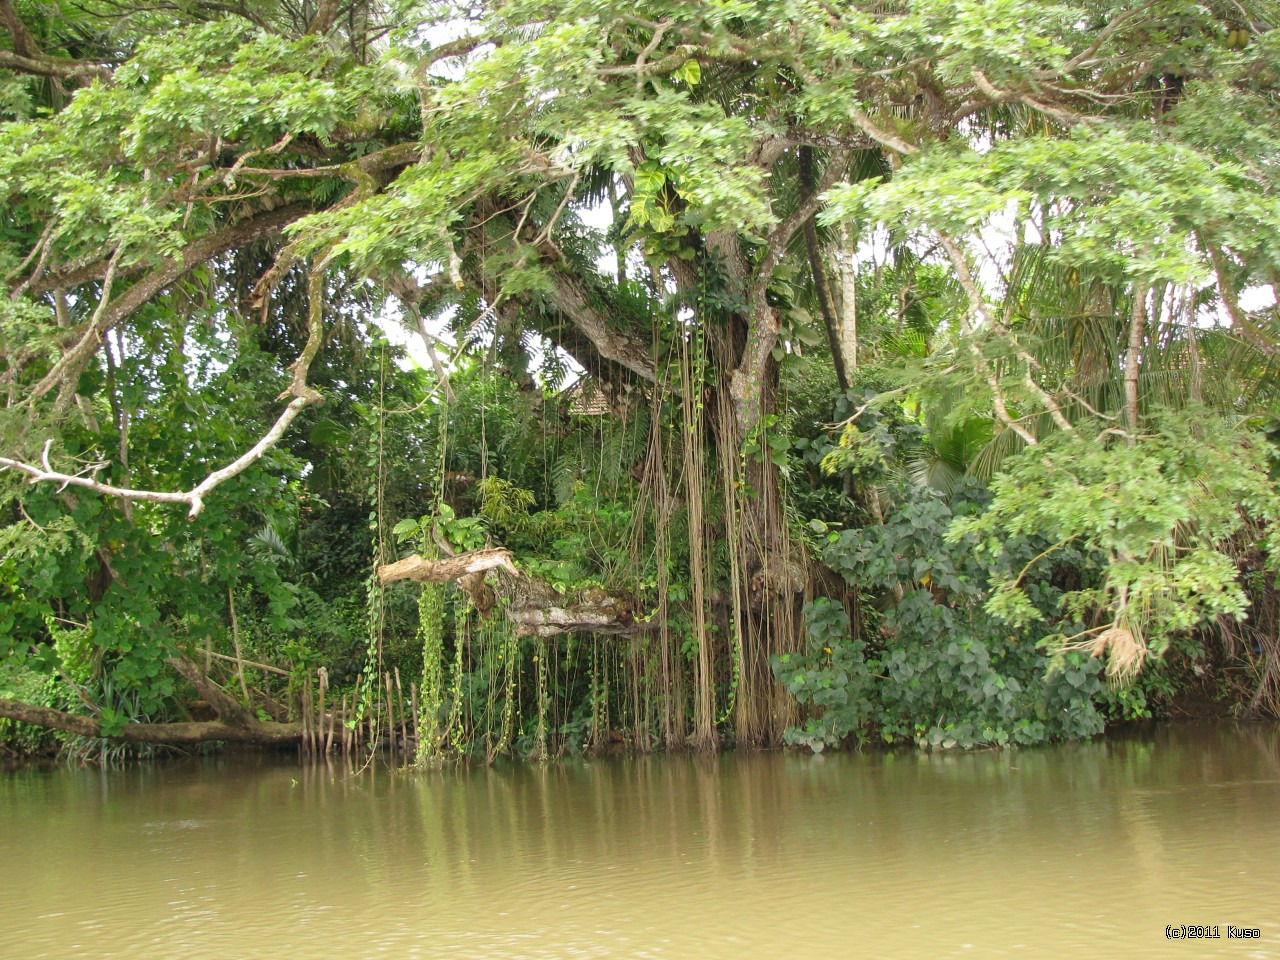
[951,413,1280,666]
[0,662,59,756]
[773,599,872,752]
[777,483,1105,752]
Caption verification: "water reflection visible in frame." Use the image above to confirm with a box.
[2,724,1279,958]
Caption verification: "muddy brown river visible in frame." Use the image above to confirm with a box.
[3,723,1279,958]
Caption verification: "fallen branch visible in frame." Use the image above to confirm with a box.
[0,698,302,745]
[0,651,301,746]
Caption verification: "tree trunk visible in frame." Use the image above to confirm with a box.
[1125,282,1147,442]
[834,225,859,378]
[697,240,806,746]
[717,357,805,746]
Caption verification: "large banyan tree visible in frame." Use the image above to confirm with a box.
[2,0,1279,755]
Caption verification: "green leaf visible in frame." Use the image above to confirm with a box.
[391,518,420,541]
[673,59,701,86]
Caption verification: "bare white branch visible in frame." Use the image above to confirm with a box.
[1,259,330,518]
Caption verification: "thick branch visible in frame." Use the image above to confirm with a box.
[4,249,326,518]
[0,3,111,83]
[1205,241,1279,358]
[305,0,339,35]
[3,371,320,519]
[166,654,258,728]
[754,147,851,291]
[0,48,111,82]
[539,253,657,383]
[22,205,310,405]
[0,447,209,510]
[377,548,519,586]
[30,203,308,297]
[0,0,36,57]
[422,34,496,70]
[846,104,919,157]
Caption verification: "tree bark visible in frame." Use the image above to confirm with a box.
[800,146,849,390]
[1125,282,1147,442]
[377,548,520,586]
[834,224,859,377]
[505,589,645,638]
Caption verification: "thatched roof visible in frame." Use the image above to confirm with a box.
[561,377,609,416]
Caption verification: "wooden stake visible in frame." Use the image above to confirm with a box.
[322,670,334,755]
[410,681,420,759]
[352,673,362,753]
[385,671,396,757]
[340,693,349,756]
[300,674,310,758]
[316,667,326,753]
[394,667,407,758]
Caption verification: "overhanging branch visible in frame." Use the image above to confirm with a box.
[539,252,657,383]
[2,254,328,518]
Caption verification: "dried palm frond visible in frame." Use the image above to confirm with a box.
[1071,625,1147,683]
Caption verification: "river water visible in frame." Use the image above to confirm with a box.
[2,724,1278,959]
